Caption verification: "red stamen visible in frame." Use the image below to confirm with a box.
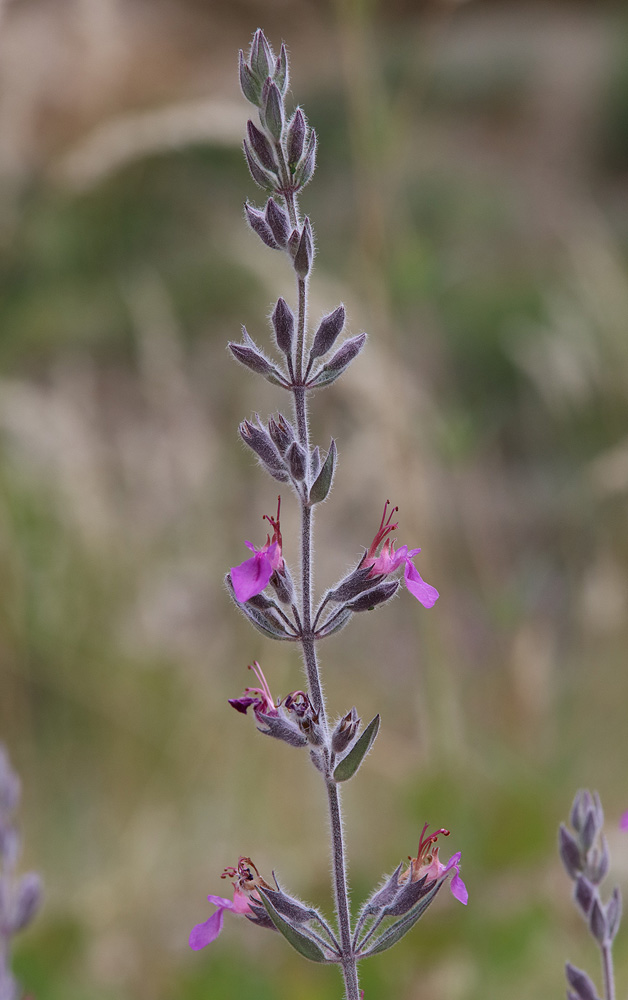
[367,500,400,558]
[416,824,450,861]
[263,495,282,548]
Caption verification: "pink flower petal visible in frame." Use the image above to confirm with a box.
[265,540,282,571]
[370,543,408,576]
[231,551,273,602]
[404,560,439,608]
[189,907,224,949]
[620,810,628,831]
[206,894,235,909]
[231,887,253,914]
[450,870,468,905]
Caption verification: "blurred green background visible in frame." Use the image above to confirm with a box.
[1,0,628,997]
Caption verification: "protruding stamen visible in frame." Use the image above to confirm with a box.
[263,495,281,533]
[248,660,274,704]
[367,500,400,558]
[416,823,450,862]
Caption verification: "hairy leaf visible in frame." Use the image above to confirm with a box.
[333,714,380,782]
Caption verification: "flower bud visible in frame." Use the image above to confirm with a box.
[249,29,274,82]
[244,201,280,249]
[265,198,291,248]
[11,872,43,932]
[235,599,294,640]
[385,873,434,917]
[589,897,608,945]
[565,963,599,1000]
[229,341,277,378]
[245,902,277,930]
[257,712,307,748]
[246,121,277,172]
[268,414,296,455]
[586,837,609,884]
[243,591,275,611]
[269,563,295,605]
[262,80,284,142]
[287,108,306,166]
[331,707,360,754]
[559,824,582,879]
[328,563,376,603]
[362,864,403,914]
[273,44,289,95]
[294,129,317,189]
[310,305,345,361]
[293,218,313,278]
[574,875,594,916]
[261,883,317,924]
[346,580,399,612]
[309,748,326,773]
[310,333,367,386]
[243,142,277,192]
[285,692,323,745]
[239,51,262,105]
[580,808,597,854]
[287,441,307,481]
[607,886,622,941]
[570,790,593,833]
[271,298,295,356]
[239,419,289,483]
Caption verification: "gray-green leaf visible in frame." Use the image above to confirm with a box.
[309,439,336,505]
[257,887,329,963]
[333,713,380,782]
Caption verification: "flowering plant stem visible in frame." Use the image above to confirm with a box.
[197,29,464,993]
[288,192,359,995]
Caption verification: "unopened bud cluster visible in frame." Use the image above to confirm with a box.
[559,790,622,1000]
[0,746,42,1000]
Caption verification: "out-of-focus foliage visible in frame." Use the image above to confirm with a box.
[1,1,628,998]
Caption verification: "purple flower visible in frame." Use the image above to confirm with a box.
[189,857,271,950]
[230,498,284,602]
[228,664,315,747]
[228,661,279,719]
[620,811,628,832]
[189,888,252,950]
[364,501,439,609]
[401,824,468,905]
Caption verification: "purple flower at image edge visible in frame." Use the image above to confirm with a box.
[620,810,628,831]
[189,857,271,951]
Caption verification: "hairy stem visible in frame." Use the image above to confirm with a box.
[601,941,616,1000]
[327,780,360,998]
[291,257,359,1000]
